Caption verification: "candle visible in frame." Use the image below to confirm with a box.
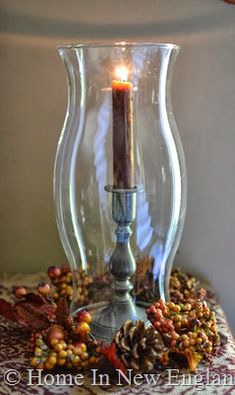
[112,65,134,189]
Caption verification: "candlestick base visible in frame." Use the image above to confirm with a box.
[90,299,148,343]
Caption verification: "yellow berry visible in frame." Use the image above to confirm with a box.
[174,305,181,313]
[80,343,87,352]
[35,339,43,346]
[74,347,82,356]
[59,350,67,358]
[79,322,90,334]
[66,287,73,296]
[66,362,72,369]
[34,347,42,355]
[73,356,81,365]
[61,341,67,349]
[81,361,88,368]
[168,302,175,310]
[183,340,190,348]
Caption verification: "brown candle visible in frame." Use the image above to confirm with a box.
[112,66,134,189]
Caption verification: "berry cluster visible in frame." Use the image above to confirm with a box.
[146,299,219,370]
[30,311,100,371]
[46,266,93,305]
[31,335,97,370]
[170,268,206,303]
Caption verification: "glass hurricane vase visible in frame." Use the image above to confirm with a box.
[54,42,187,342]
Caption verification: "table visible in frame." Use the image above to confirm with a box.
[0,274,235,395]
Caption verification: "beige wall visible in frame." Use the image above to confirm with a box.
[0,0,235,331]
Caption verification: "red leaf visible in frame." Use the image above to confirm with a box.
[24,293,46,305]
[99,343,127,376]
[0,299,18,322]
[15,303,51,330]
[55,298,69,326]
[17,293,56,320]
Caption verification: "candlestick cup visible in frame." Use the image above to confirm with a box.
[54,43,187,342]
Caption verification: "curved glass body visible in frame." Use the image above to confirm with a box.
[54,43,187,340]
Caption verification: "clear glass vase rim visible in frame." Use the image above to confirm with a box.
[58,42,180,51]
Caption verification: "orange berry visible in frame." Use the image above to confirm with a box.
[54,344,63,352]
[50,339,59,346]
[67,344,74,350]
[37,282,51,296]
[89,356,96,364]
[79,322,90,334]
[31,357,39,367]
[81,352,89,361]
[45,362,54,370]
[58,358,66,366]
[14,287,27,299]
[48,356,57,365]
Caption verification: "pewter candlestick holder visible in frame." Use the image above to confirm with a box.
[91,186,146,341]
[54,43,187,343]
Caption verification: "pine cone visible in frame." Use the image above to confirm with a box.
[114,320,164,372]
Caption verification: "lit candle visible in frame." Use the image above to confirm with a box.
[112,65,134,189]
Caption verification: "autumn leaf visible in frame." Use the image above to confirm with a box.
[0,292,56,330]
[55,297,69,326]
[134,257,154,289]
[99,342,127,376]
[185,350,202,372]
[15,303,51,330]
[0,299,18,322]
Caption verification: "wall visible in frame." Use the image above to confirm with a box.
[0,0,235,332]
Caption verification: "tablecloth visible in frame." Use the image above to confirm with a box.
[0,274,235,395]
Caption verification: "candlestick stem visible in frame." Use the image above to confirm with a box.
[91,186,147,342]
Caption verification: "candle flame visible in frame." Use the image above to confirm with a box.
[114,65,129,82]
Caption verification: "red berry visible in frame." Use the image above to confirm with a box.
[155,308,163,320]
[47,266,61,279]
[76,311,92,324]
[154,321,161,329]
[149,305,156,314]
